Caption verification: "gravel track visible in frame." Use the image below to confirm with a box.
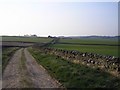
[2,48,61,88]
[24,48,61,88]
[2,49,23,88]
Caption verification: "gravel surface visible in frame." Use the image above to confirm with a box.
[2,48,61,88]
[2,49,22,88]
[24,48,61,88]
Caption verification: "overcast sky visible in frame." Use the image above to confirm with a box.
[0,0,119,36]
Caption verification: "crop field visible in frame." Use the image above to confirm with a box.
[2,36,52,43]
[50,38,119,57]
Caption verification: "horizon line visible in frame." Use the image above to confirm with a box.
[0,35,119,37]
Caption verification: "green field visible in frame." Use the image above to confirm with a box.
[51,44,119,57]
[2,36,52,43]
[50,38,119,57]
[59,38,119,45]
[29,47,120,88]
[2,36,119,57]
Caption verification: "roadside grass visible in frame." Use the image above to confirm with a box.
[2,36,52,43]
[19,48,33,88]
[28,47,120,88]
[50,44,119,57]
[2,47,19,72]
[59,38,119,45]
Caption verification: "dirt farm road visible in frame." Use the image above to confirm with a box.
[2,48,61,88]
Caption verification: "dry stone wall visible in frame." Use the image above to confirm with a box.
[38,47,120,77]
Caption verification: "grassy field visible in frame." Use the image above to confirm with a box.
[59,38,119,45]
[2,47,19,72]
[51,44,119,57]
[50,38,119,57]
[2,36,52,43]
[28,47,120,88]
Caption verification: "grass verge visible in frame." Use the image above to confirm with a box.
[28,47,120,88]
[2,47,19,72]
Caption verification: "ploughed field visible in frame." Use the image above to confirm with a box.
[50,38,119,57]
